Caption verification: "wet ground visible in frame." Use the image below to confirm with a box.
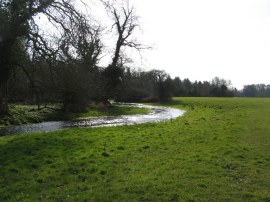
[0,103,185,136]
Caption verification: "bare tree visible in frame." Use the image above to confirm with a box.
[0,0,94,114]
[101,0,148,100]
[103,0,148,68]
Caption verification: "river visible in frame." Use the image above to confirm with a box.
[0,103,185,136]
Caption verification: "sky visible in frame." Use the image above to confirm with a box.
[77,0,270,89]
[116,0,270,89]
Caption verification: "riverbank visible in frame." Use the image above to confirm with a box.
[0,103,149,128]
[0,97,270,201]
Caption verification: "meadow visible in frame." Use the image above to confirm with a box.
[0,97,269,201]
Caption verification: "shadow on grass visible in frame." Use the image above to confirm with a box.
[0,132,80,171]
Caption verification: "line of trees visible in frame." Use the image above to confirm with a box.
[172,77,234,97]
[236,84,270,97]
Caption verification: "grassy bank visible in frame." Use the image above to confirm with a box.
[0,97,269,201]
[0,104,149,127]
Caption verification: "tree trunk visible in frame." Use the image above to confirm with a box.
[0,39,15,115]
[0,84,8,115]
[111,40,121,69]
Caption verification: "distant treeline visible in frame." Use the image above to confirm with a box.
[171,78,270,98]
[8,63,235,107]
[118,73,235,101]
[236,84,270,97]
[118,71,270,99]
[7,63,270,112]
[172,77,234,97]
[172,79,270,98]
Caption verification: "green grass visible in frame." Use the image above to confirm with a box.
[0,97,270,201]
[0,104,149,127]
[62,104,149,119]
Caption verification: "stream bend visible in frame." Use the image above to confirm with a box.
[0,103,185,136]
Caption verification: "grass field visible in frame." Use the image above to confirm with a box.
[0,97,269,201]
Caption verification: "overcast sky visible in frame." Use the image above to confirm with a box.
[120,0,270,89]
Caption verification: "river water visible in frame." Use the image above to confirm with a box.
[0,103,185,136]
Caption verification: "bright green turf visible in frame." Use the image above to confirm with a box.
[0,97,269,201]
[0,104,149,127]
